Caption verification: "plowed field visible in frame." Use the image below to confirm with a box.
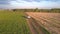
[26,12,60,34]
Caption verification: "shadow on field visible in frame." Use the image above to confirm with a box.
[22,16,27,18]
[26,16,50,34]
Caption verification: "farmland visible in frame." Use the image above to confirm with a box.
[26,12,60,34]
[0,9,60,34]
[0,10,31,34]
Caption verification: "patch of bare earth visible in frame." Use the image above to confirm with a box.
[26,12,60,34]
[26,19,38,34]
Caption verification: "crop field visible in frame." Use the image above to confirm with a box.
[26,12,60,34]
[0,11,31,34]
[0,9,60,34]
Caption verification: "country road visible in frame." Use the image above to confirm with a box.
[25,12,50,34]
[26,12,60,34]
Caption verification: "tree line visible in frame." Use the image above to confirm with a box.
[12,8,60,13]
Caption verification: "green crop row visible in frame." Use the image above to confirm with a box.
[0,11,31,34]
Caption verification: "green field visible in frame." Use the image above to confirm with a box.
[0,9,60,34]
[0,10,31,34]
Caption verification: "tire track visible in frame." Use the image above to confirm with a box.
[26,12,60,34]
[26,12,49,34]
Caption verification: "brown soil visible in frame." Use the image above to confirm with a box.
[25,13,48,34]
[26,12,60,34]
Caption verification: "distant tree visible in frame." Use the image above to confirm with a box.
[24,9,27,12]
[13,9,16,12]
[34,8,39,12]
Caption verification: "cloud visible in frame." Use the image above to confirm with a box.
[0,0,13,9]
[10,0,40,8]
[0,0,16,4]
[22,0,60,2]
[0,1,9,4]
[0,0,9,5]
[38,1,60,8]
[23,0,40,2]
[0,0,60,9]
[10,0,60,9]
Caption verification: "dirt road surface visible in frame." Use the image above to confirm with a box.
[26,12,60,34]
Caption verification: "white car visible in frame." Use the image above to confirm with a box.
[27,16,31,18]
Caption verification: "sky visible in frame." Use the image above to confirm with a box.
[0,0,60,9]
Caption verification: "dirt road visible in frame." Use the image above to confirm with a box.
[26,12,60,34]
[25,12,50,34]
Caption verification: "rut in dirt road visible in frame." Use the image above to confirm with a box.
[27,17,49,34]
[26,12,60,34]
[27,19,38,34]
